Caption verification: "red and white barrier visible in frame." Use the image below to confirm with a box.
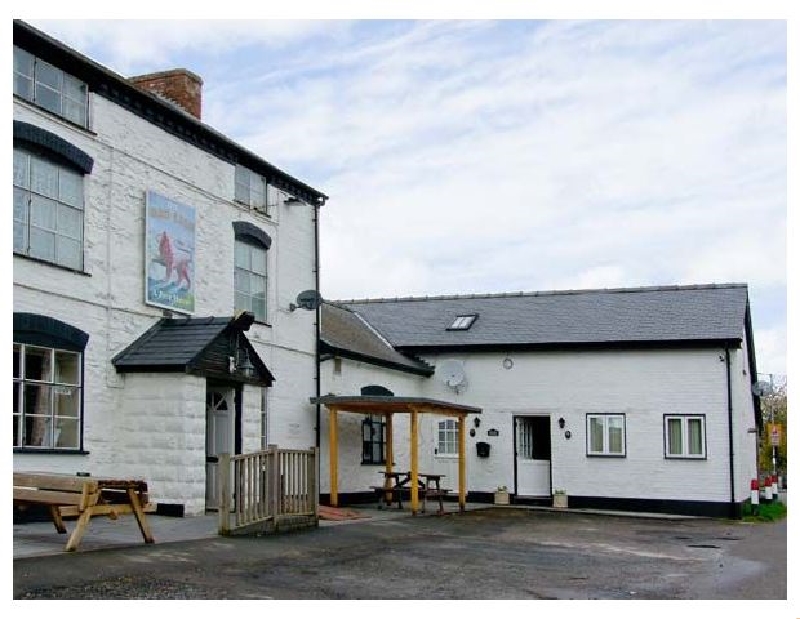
[751,478,760,507]
[764,476,773,502]
[771,475,779,498]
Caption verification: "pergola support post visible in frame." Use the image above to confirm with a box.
[410,409,419,515]
[385,412,394,504]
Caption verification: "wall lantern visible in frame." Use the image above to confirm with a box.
[558,417,566,429]
[474,417,481,428]
[565,430,572,439]
[502,357,513,370]
[238,352,255,378]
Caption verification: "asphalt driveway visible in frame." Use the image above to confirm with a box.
[13,507,787,600]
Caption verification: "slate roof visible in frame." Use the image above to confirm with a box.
[112,314,274,386]
[335,284,750,350]
[321,303,434,375]
[113,316,232,368]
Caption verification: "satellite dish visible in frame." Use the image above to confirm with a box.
[436,359,467,390]
[290,290,321,311]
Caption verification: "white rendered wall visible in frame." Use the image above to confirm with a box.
[13,94,318,511]
[318,358,428,494]
[731,330,759,502]
[317,347,754,505]
[414,349,739,503]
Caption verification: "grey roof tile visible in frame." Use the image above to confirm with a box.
[321,303,433,374]
[112,316,233,368]
[335,284,749,349]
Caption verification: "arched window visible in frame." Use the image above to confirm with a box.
[233,222,271,322]
[13,122,93,271]
[13,313,89,452]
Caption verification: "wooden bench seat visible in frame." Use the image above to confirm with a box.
[13,472,155,552]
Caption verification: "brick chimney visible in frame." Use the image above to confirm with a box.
[129,68,203,120]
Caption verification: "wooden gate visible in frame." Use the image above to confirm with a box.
[218,445,318,535]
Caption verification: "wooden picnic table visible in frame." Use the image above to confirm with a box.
[13,472,155,552]
[370,471,450,514]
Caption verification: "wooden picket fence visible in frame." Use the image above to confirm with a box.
[218,445,318,535]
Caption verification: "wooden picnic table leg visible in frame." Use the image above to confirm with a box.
[65,508,93,552]
[48,505,67,534]
[436,478,444,515]
[127,488,155,544]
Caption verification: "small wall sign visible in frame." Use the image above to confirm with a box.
[488,428,499,437]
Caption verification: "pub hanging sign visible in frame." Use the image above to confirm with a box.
[145,190,196,314]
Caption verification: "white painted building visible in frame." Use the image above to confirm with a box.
[12,21,763,522]
[319,286,762,518]
[13,21,326,516]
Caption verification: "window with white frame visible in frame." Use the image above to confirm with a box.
[14,46,89,128]
[664,415,706,459]
[436,418,458,456]
[234,165,268,214]
[586,414,626,457]
[14,145,85,271]
[13,343,82,450]
[234,237,268,322]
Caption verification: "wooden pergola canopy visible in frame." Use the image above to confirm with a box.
[312,395,482,515]
[310,395,481,416]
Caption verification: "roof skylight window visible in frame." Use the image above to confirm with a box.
[448,314,478,330]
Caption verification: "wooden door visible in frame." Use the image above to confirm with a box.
[515,416,551,497]
[206,387,234,510]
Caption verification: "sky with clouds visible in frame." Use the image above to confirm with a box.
[30,19,788,377]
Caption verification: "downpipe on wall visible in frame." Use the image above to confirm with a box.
[725,348,736,517]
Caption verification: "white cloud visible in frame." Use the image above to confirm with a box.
[28,19,349,75]
[30,19,787,374]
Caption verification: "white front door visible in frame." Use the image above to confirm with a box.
[206,387,234,510]
[515,416,551,497]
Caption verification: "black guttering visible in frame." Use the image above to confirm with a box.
[744,300,763,428]
[13,19,328,207]
[314,205,321,450]
[320,341,435,377]
[396,339,743,355]
[13,120,94,173]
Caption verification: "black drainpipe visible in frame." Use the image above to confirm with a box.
[313,201,321,449]
[725,348,736,517]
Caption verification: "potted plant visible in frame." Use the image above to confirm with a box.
[553,489,568,509]
[494,485,510,505]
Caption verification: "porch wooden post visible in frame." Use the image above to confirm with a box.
[385,412,394,504]
[410,409,419,515]
[329,407,339,507]
[385,412,393,477]
[458,413,467,512]
[218,452,231,535]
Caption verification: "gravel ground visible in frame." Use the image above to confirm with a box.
[13,508,788,600]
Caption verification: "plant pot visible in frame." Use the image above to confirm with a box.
[494,490,510,505]
[553,493,568,509]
